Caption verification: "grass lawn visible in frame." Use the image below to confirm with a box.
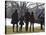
[5,26,45,34]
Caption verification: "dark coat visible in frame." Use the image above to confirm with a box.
[19,16,24,25]
[30,12,35,23]
[24,12,30,24]
[39,16,44,25]
[11,10,18,24]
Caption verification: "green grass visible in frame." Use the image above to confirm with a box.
[5,26,45,34]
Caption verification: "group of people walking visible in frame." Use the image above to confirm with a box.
[11,9,35,32]
[11,9,44,32]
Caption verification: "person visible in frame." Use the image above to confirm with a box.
[30,12,35,32]
[39,15,44,30]
[24,9,30,32]
[19,16,24,32]
[38,9,44,30]
[11,9,18,32]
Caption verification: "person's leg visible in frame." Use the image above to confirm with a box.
[19,25,22,32]
[41,22,43,30]
[5,25,7,34]
[16,23,18,32]
[19,25,21,32]
[32,23,34,32]
[13,24,15,32]
[20,25,22,32]
[30,22,31,32]
[27,24,28,32]
[26,22,28,32]
[26,24,27,31]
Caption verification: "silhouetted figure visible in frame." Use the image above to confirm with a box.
[24,10,30,32]
[39,15,44,30]
[38,9,44,30]
[11,9,18,32]
[19,16,24,32]
[30,12,35,32]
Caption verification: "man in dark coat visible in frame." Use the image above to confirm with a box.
[24,9,30,32]
[38,9,44,30]
[19,16,24,32]
[11,9,18,32]
[39,15,44,30]
[30,12,35,32]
